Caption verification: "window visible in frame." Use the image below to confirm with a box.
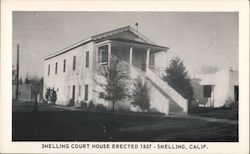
[203,85,212,97]
[63,59,66,72]
[98,45,108,64]
[86,51,89,68]
[55,62,57,74]
[73,56,76,70]
[84,84,88,100]
[48,64,50,76]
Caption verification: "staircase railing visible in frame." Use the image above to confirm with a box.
[146,68,188,112]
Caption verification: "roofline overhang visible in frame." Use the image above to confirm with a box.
[43,38,93,60]
[96,40,169,51]
[44,25,167,60]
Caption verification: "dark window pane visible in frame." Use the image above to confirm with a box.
[86,51,89,68]
[63,59,66,72]
[55,62,57,74]
[73,56,76,70]
[48,64,50,76]
[203,85,212,97]
[84,84,88,100]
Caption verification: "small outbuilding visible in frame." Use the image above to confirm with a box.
[191,68,238,108]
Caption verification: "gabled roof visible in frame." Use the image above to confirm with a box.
[44,26,164,60]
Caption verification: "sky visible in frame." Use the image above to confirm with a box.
[12,12,238,78]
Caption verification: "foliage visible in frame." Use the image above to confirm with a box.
[30,77,44,101]
[162,57,193,112]
[67,98,75,107]
[45,87,51,102]
[95,104,108,112]
[80,100,88,109]
[96,56,129,113]
[87,100,95,112]
[225,97,238,110]
[51,88,57,104]
[45,87,57,104]
[12,66,17,83]
[131,76,150,111]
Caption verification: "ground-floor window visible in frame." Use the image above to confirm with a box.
[72,85,75,101]
[84,84,88,100]
[203,85,212,97]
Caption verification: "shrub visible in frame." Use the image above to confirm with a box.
[45,87,51,102]
[95,104,107,112]
[44,87,57,104]
[50,88,57,104]
[67,98,75,107]
[132,76,150,111]
[80,100,88,109]
[87,100,95,112]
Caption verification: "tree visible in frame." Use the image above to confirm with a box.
[162,57,193,112]
[29,76,44,112]
[97,56,129,114]
[131,76,150,111]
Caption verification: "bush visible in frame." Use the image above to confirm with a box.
[80,100,88,109]
[67,98,75,107]
[87,101,95,112]
[51,88,57,104]
[95,104,107,112]
[132,76,150,111]
[44,87,57,104]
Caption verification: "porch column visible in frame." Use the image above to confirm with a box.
[165,51,168,68]
[108,43,111,66]
[129,46,133,73]
[146,48,150,72]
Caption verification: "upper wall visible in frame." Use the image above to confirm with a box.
[44,42,94,86]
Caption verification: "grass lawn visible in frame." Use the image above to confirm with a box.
[192,107,238,120]
[12,110,238,142]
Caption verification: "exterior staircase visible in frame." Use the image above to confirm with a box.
[146,68,188,114]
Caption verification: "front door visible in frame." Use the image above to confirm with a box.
[72,85,75,102]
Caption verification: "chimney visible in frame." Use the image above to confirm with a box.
[135,23,138,31]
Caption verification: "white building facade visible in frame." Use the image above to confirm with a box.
[43,26,188,114]
[191,69,239,108]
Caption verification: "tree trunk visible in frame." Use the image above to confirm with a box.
[33,94,39,112]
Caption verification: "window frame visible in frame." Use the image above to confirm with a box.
[98,45,108,65]
[55,62,58,74]
[63,59,66,72]
[203,85,212,97]
[48,64,50,76]
[73,56,76,70]
[84,84,88,101]
[86,51,89,68]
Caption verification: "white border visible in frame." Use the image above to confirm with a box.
[1,0,249,153]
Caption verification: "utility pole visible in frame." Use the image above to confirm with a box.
[16,44,19,101]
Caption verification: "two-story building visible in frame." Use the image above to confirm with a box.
[43,26,188,114]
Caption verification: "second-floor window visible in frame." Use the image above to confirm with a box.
[86,51,89,68]
[63,59,66,72]
[98,45,108,64]
[55,62,57,74]
[73,56,76,70]
[48,64,50,76]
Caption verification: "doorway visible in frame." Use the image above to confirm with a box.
[72,85,75,103]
